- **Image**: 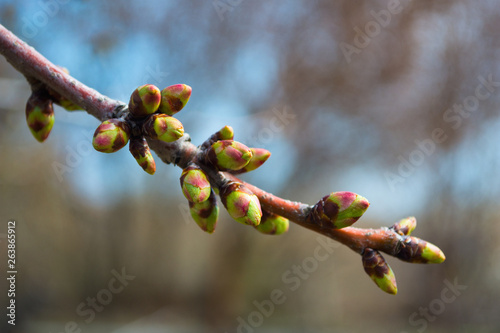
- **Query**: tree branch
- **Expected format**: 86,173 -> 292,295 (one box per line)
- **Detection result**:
0,24 -> 445,294
225,173 -> 402,255
0,23 -> 417,255
0,24 -> 119,120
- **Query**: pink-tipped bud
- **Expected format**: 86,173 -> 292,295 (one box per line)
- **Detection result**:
220,181 -> 262,226
207,140 -> 252,171
232,148 -> 271,174
128,84 -> 162,118
180,164 -> 211,203
158,84 -> 192,116
143,114 -> 184,143
309,191 -> 370,229
92,119 -> 130,153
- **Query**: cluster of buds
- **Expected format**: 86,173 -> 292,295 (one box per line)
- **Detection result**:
177,125 -> 289,235
92,83 -> 191,175
390,217 -> 445,264
21,66 -> 448,295
307,194 -> 445,294
360,217 -> 446,294
203,132 -> 271,175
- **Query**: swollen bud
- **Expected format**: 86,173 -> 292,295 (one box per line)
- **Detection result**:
129,136 -> 156,174
200,125 -> 234,151
310,192 -> 370,229
391,216 -> 417,236
255,211 -> 289,235
218,125 -> 234,140
190,189 -> 219,233
143,114 -> 184,142
158,84 -> 192,116
362,248 -> 398,295
25,92 -> 55,142
232,148 -> 271,174
180,164 -> 211,203
128,84 -> 162,118
396,236 -> 446,264
207,140 -> 252,171
92,119 -> 130,153
220,181 -> 262,226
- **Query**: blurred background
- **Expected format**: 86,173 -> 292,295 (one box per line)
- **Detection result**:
1,0 -> 499,332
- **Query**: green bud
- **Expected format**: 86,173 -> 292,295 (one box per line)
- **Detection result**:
391,216 -> 417,236
218,125 -> 234,140
233,148 -> 271,174
180,164 -> 211,203
396,236 -> 446,264
25,92 -> 55,142
143,114 -> 184,142
255,211 -> 289,235
310,192 -> 370,229
57,98 -> 83,111
92,119 -> 130,153
362,248 -> 398,295
190,189 -> 218,233
158,84 -> 192,116
207,140 -> 252,171
220,181 -> 262,226
129,136 -> 156,174
128,84 -> 162,118
200,125 -> 234,151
